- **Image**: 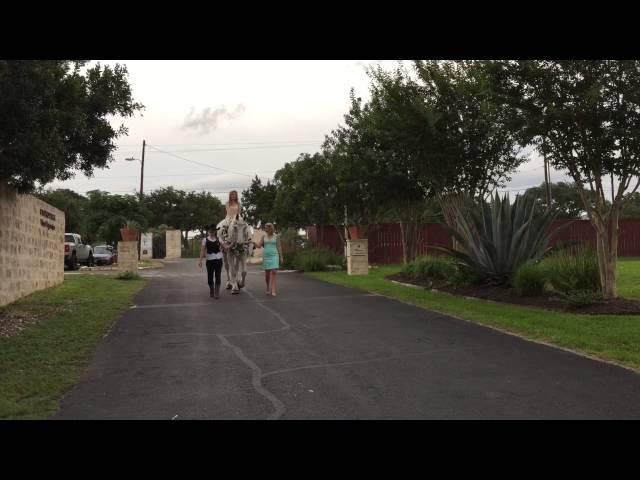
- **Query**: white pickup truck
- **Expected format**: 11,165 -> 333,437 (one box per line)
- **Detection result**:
64,233 -> 94,270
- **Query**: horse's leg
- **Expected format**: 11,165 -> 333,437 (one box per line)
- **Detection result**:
224,251 -> 232,289
231,253 -> 240,294
239,253 -> 247,288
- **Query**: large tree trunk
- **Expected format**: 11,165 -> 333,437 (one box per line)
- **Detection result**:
592,216 -> 618,299
397,203 -> 422,264
399,221 -> 407,264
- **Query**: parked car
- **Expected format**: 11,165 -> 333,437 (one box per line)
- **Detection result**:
93,245 -> 117,265
64,233 -> 94,269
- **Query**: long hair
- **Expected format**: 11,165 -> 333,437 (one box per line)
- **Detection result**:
228,190 -> 239,205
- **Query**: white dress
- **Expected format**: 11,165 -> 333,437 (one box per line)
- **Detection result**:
225,202 -> 241,221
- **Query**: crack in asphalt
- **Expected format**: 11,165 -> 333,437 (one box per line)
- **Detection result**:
261,349 -> 453,378
215,287 -> 291,420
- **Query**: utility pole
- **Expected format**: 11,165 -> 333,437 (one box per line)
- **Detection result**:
139,139 -> 146,202
138,140 -> 146,259
125,140 -> 147,260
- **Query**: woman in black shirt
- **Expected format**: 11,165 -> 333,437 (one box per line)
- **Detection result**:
198,225 -> 224,298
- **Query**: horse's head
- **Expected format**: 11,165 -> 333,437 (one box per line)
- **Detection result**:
229,215 -> 249,245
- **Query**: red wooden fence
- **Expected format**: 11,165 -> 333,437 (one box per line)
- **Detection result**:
306,219 -> 640,264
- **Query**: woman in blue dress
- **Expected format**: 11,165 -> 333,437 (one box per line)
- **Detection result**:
256,223 -> 283,296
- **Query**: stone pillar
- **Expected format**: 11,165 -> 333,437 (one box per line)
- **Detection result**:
117,241 -> 138,273
140,233 -> 153,260
346,239 -> 368,275
165,229 -> 182,259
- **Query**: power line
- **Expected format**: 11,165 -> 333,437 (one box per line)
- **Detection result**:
112,143 -> 320,157
146,144 -> 265,179
75,187 -> 249,195
116,140 -> 323,147
89,172 -> 275,180
133,143 -> 320,154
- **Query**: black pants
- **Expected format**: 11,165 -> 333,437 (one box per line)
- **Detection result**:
206,259 -> 223,288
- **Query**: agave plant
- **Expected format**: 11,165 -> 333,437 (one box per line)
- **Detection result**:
436,192 -> 564,285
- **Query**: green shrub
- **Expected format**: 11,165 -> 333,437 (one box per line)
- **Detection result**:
403,256 -> 458,284
513,262 -> 546,296
565,289 -> 602,308
261,228 -> 303,270
116,271 -> 141,280
293,247 -> 344,272
541,246 -> 600,295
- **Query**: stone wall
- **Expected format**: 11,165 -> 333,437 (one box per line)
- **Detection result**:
0,183 -> 65,307
165,229 -> 182,259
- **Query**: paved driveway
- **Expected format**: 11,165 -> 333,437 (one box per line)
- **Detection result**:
54,259 -> 640,419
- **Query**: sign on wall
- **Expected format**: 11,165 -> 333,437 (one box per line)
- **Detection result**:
140,233 -> 153,260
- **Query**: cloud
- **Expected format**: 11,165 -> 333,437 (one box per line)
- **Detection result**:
182,104 -> 246,134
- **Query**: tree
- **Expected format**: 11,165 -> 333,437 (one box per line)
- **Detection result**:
323,62 -> 525,262
272,153 -> 340,230
323,90 -> 393,233
242,176 -> 277,228
145,187 -> 224,247
0,61 -> 143,193
523,182 -> 601,219
490,60 -> 640,298
84,190 -> 151,245
145,187 -> 187,231
36,188 -> 89,235
411,61 -> 526,196
621,192 -> 640,219
179,191 -> 225,246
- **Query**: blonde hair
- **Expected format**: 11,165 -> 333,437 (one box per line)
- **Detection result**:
228,190 -> 239,204
264,222 -> 275,231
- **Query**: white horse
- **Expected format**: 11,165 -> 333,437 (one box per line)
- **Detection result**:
218,215 -> 253,294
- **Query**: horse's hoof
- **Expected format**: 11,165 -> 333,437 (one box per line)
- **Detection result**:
231,290 -> 239,295
226,285 -> 232,290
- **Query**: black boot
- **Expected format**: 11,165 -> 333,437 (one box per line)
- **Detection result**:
209,286 -> 214,298
214,285 -> 220,299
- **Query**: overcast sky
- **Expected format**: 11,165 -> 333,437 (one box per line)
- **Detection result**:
47,60 -> 569,201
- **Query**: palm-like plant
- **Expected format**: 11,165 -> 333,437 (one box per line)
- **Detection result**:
437,192 -> 563,285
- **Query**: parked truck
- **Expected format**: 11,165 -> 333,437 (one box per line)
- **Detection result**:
64,233 -> 94,270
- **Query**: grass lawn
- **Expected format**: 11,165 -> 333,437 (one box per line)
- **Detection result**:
617,257 -> 640,299
307,262 -> 640,372
0,275 -> 146,419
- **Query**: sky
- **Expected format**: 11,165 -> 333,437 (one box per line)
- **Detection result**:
47,60 -> 570,201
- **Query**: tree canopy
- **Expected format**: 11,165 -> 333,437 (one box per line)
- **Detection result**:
523,181 -> 601,219
0,60 -> 143,193
241,176 -> 277,228
36,186 -> 224,247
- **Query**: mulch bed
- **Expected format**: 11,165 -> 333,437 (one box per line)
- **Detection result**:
0,309 -> 42,338
387,272 -> 640,315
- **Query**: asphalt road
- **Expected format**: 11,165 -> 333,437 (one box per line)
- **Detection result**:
54,259 -> 640,419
